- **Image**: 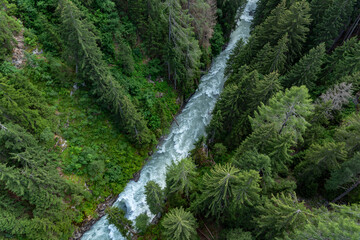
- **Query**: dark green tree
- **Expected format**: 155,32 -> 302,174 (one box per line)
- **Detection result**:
106,207 -> 137,239
255,192 -> 313,239
191,164 -> 260,219
0,0 -> 20,61
144,180 -> 165,215
165,158 -> 197,198
283,43 -> 326,90
58,0 -> 155,145
162,207 -> 198,240
287,204 -> 360,240
312,0 -> 356,48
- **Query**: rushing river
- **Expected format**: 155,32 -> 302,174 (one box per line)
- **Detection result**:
82,1 -> 257,239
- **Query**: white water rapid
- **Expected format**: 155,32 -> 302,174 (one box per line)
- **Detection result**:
82,1 -> 257,239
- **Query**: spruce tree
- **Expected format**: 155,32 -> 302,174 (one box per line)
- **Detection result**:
335,112 -> 360,157
255,192 -> 313,239
165,158 -> 197,198
58,0 -> 155,145
164,0 -> 201,92
144,180 -> 165,215
162,207 -> 198,240
250,86 -> 313,143
191,164 -> 260,219
312,0 -> 356,48
283,43 -> 326,90
106,207 -> 137,238
252,34 -> 289,74
326,153 -> 360,192
287,204 -> 360,240
0,1 -> 20,60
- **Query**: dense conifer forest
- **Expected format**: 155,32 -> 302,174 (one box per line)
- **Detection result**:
1,0 -> 360,239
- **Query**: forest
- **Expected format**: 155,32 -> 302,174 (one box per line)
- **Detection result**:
0,0 -> 360,239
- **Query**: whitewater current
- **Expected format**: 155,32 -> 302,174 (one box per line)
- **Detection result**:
82,1 -> 257,239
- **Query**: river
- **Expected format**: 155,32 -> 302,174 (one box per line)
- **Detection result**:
82,1 -> 257,239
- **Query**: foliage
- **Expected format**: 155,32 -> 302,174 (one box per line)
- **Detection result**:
165,158 -> 197,198
145,181 -> 165,215
255,192 -> 313,239
106,207 -> 136,239
162,207 -> 198,240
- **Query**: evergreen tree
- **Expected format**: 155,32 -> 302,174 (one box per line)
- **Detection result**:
162,207 -> 198,240
0,123 -> 84,240
283,43 -> 326,90
255,192 -> 313,239
106,207 -> 137,238
165,158 -> 197,198
326,153 -> 360,192
287,204 -> 360,240
249,71 -> 282,110
192,164 -> 260,219
232,149 -> 272,185
335,112 -> 360,157
250,86 -> 313,143
305,142 -> 348,173
328,37 -> 360,84
164,0 -> 201,92
251,0 -> 281,30
144,180 -> 165,215
226,228 -> 254,240
58,0 -> 155,145
0,73 -> 54,133
252,34 -> 289,74
312,0 -> 356,48
0,0 -> 21,60
234,123 -> 295,173
253,0 -> 311,63
207,70 -> 261,148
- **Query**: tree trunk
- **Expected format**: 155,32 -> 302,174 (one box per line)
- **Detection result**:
331,178 -> 360,204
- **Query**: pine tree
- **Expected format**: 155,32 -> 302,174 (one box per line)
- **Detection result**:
164,0 -> 201,92
144,180 -> 165,215
283,43 -> 326,90
250,86 -> 313,143
305,142 -> 348,172
232,149 -> 272,185
191,164 -> 260,219
326,153 -> 360,192
106,207 -> 137,238
162,207 -> 198,240
58,0 -> 155,145
287,204 -> 360,240
251,0 -> 282,30
255,192 -> 313,239
312,0 -> 356,48
0,1 -> 20,60
335,112 -> 360,157
252,34 -> 289,74
249,71 -> 282,110
165,158 -> 197,198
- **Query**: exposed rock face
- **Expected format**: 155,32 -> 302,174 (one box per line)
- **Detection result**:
132,171 -> 141,182
12,29 -> 25,68
70,195 -> 118,240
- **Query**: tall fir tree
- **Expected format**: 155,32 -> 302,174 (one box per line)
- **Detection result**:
283,43 -> 326,90
162,207 -> 198,240
312,0 -> 356,49
144,180 -> 165,215
58,0 -> 155,145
